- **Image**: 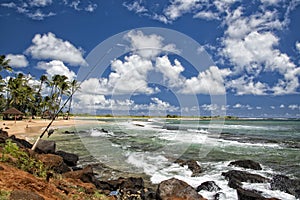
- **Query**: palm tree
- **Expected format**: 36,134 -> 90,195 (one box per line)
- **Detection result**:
6,73 -> 35,113
38,75 -> 48,93
33,75 -> 48,116
66,79 -> 80,119
0,55 -> 12,72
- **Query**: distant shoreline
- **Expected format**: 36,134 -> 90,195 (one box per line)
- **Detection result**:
73,115 -> 300,121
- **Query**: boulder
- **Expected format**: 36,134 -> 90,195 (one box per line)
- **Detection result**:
0,129 -> 8,141
222,170 -> 269,183
229,160 -> 262,170
98,177 -> 156,199
64,130 -> 75,134
63,165 -> 100,188
214,192 -> 226,200
36,140 -> 56,154
9,135 -> 33,149
228,178 -> 242,189
270,174 -> 300,198
236,188 -> 281,200
196,181 -> 221,192
175,159 -> 202,176
157,178 -> 207,200
36,153 -> 70,173
10,190 -> 44,200
55,151 -> 79,167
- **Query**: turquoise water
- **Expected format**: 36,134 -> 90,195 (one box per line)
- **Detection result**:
52,118 -> 300,200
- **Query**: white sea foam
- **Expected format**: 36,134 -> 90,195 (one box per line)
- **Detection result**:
216,138 -> 281,148
158,131 -> 208,144
243,183 -> 297,200
90,128 -> 114,137
126,154 -> 297,200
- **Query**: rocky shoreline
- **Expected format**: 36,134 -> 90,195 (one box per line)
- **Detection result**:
1,130 -> 300,200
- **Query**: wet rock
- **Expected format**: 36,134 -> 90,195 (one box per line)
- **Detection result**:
229,160 -> 262,170
228,178 -> 242,189
196,181 -> 221,192
98,177 -> 156,199
236,188 -> 281,200
222,170 -> 269,183
162,125 -> 180,130
214,192 -> 226,200
270,174 -> 300,198
36,153 -> 70,173
10,190 -> 44,200
64,130 -> 75,134
36,140 -> 56,154
63,165 -> 100,188
0,166 -> 4,170
157,178 -> 207,200
175,159 -> 202,176
55,150 -> 78,167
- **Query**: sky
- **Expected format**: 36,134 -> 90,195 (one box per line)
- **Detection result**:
0,0 -> 300,118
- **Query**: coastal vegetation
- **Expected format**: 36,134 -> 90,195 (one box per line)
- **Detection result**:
0,55 -> 80,118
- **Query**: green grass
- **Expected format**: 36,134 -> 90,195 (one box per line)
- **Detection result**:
1,139 -> 48,178
0,190 -> 10,200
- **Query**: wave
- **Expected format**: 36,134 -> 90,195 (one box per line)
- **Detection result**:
125,153 -> 297,200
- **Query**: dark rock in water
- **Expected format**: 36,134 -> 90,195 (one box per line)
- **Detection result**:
63,165 -> 100,188
162,125 -> 180,130
0,166 -> 4,170
196,181 -> 221,192
10,190 -> 44,200
236,188 -> 281,200
157,178 -> 207,200
222,170 -> 269,183
229,160 -> 262,170
36,139 -> 56,154
175,159 -> 202,176
236,187 -> 265,200
98,177 -> 157,199
270,174 -> 300,198
214,192 -> 226,200
55,150 -> 78,167
228,178 -> 242,189
36,153 -> 70,173
64,130 -> 75,134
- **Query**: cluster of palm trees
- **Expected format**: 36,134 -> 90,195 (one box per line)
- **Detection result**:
0,55 -> 80,119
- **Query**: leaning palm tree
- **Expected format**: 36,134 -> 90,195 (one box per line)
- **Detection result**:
66,79 -> 80,119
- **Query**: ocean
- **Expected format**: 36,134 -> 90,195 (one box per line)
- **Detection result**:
52,118 -> 300,200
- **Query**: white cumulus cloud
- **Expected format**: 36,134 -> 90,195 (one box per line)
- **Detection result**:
26,32 -> 87,66
155,55 -> 185,88
6,54 -> 28,68
125,30 -> 179,59
37,60 -> 76,81
181,66 -> 231,95
109,54 -> 154,94
163,0 -> 201,21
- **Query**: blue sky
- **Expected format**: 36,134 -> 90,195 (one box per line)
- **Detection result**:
0,0 -> 300,118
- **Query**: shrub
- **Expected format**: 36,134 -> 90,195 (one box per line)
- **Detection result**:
1,139 -> 48,178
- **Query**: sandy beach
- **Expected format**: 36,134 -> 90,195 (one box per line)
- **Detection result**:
0,118 -> 101,139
